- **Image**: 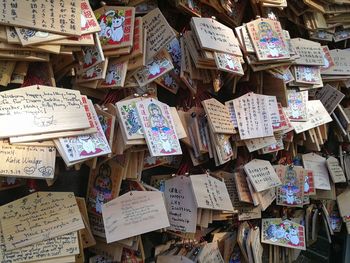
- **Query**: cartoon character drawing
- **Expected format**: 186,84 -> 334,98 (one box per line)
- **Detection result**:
257,21 -> 284,58
148,103 -> 176,154
78,135 -> 103,156
302,67 -> 315,82
225,54 -> 238,70
285,227 -> 300,245
266,224 -> 287,242
280,168 -> 300,205
83,48 -> 98,67
33,116 -> 54,127
105,67 -> 121,85
147,59 -> 170,79
98,15 -> 110,37
84,66 -> 102,79
149,62 -> 161,76
290,102 -> 301,119
92,164 -> 112,214
122,103 -> 142,135
110,15 -> 125,42
266,39 -> 280,57
98,10 -> 126,44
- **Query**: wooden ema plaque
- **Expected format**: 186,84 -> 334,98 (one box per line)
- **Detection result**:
321,49 -> 350,76
0,85 -> 90,138
94,6 -> 135,50
102,191 -> 170,243
290,38 -> 324,66
0,192 -> 84,250
0,0 -> 81,36
244,159 -> 282,192
0,140 -> 56,179
246,18 -> 290,61
143,8 -> 176,61
191,17 -> 242,56
202,98 -> 236,134
0,231 -> 79,262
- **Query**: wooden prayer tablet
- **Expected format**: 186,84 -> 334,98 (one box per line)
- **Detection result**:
234,171 -> 254,204
116,97 -> 144,141
290,38 -> 324,66
76,59 -> 108,83
326,156 -> 346,183
294,66 -> 322,85
99,59 -> 128,88
285,90 -> 308,122
261,218 -> 306,250
102,191 -> 170,243
0,85 -> 90,138
133,50 -> 174,86
0,140 -> 56,179
246,18 -> 290,61
275,165 -> 305,207
213,171 -> 241,209
164,176 -> 197,233
197,242 -> 225,263
143,8 -> 176,61
290,100 -> 332,134
0,0 -> 81,36
214,52 -> 244,75
136,98 -> 182,157
0,231 -> 80,263
315,84 -> 345,114
94,6 -> 135,50
80,0 -> 101,35
202,98 -> 236,134
189,174 -> 234,211
78,35 -> 105,73
233,93 -> 274,140
302,153 -> 331,190
321,49 -> 350,75
0,192 -> 84,250
57,100 -> 111,163
191,17 -> 242,56
244,136 -> 277,152
244,159 -> 282,192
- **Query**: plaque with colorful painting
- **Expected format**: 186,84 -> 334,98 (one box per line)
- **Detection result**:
116,97 -> 144,141
246,18 -> 290,61
78,34 -> 105,72
155,38 -> 182,94
99,59 -> 128,88
76,59 -> 108,83
214,52 -> 244,75
321,46 -> 335,73
94,6 -> 135,50
261,218 -> 306,250
136,99 -> 182,157
87,160 -> 122,217
275,165 -> 304,207
58,101 -> 111,162
134,50 -> 174,86
294,65 -> 321,85
285,90 -> 308,122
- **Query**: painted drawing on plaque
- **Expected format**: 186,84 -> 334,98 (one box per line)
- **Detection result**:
137,99 -> 182,156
